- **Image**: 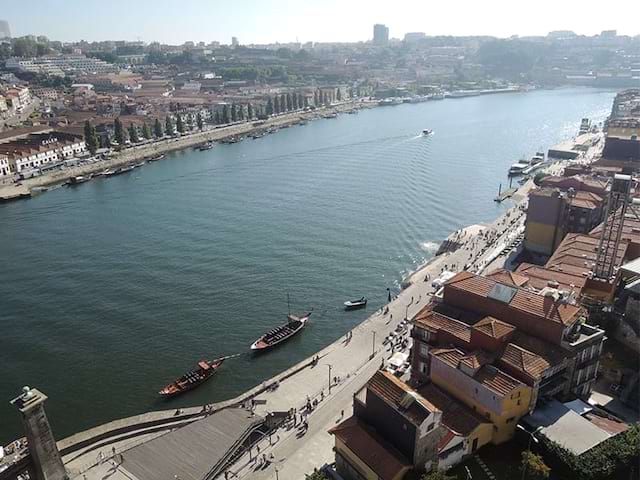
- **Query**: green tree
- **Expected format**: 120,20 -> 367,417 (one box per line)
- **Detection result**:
186,114 -> 194,130
314,90 -> 319,106
323,92 -> 329,105
273,95 -> 280,114
153,118 -> 163,137
196,112 -> 204,130
247,103 -> 253,119
222,105 -> 230,124
165,116 -> 174,136
128,124 -> 139,143
533,172 -> 546,186
305,470 -> 328,480
286,92 -> 292,111
292,93 -> 298,110
303,96 -> 309,108
336,88 -> 342,101
113,117 -> 125,145
280,94 -> 286,112
176,114 -> 185,133
265,97 -> 273,116
83,120 -> 99,155
419,472 -> 455,480
521,450 -> 550,480
214,111 -> 221,124
231,105 -> 238,122
142,122 -> 151,140
238,105 -> 245,121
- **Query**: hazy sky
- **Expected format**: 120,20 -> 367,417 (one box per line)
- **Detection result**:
3,0 -> 639,44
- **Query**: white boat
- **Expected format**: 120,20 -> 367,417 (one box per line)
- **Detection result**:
422,129 -> 434,136
344,297 -> 367,310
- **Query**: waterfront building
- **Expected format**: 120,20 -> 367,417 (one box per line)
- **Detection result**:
372,24 -> 389,46
330,370 -> 493,477
0,131 -> 86,175
524,189 -> 569,256
0,153 -> 10,176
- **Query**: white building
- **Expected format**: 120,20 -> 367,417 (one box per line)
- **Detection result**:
5,55 -> 118,76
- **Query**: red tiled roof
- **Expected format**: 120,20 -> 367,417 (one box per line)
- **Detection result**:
367,370 -> 437,425
473,316 -> 516,339
486,269 -> 529,287
515,263 -> 586,295
545,233 -> 628,278
430,348 -> 465,368
437,427 -> 457,452
418,383 -> 491,437
445,272 -> 583,326
498,344 -> 550,381
474,365 -> 524,396
413,307 -> 471,345
329,416 -> 411,480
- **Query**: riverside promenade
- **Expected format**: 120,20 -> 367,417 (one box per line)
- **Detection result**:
52,133 -> 604,480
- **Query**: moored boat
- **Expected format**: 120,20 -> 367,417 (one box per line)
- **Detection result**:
197,142 -> 214,151
158,355 -> 238,397
148,154 -> 165,162
344,297 -> 367,310
68,175 -> 91,185
250,311 -> 312,352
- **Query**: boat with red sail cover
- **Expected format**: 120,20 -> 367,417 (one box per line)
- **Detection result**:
158,355 -> 238,397
250,311 -> 312,351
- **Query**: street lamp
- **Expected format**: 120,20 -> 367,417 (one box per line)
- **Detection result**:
371,330 -> 376,358
326,364 -> 332,394
517,425 -> 542,480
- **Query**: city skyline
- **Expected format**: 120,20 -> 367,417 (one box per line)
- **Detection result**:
2,0 -> 639,45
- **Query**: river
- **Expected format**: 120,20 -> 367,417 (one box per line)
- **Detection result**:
0,87 -> 616,443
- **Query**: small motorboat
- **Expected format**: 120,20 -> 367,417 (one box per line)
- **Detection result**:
158,354 -> 238,397
68,175 -> 91,185
148,154 -> 165,162
422,129 -> 434,136
250,311 -> 312,352
197,142 -> 214,151
344,297 -> 367,310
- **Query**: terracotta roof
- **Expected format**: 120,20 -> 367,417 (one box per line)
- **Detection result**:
412,307 -> 471,345
418,383 -> 491,436
546,233 -> 628,277
437,427 -> 458,452
430,348 -> 465,368
590,210 -> 640,247
515,263 -> 586,295
474,365 -> 524,396
367,370 -> 437,426
510,331 -> 571,366
445,272 -> 584,327
329,416 -> 411,480
569,190 -> 604,210
460,351 -> 492,370
498,344 -> 550,381
486,269 -> 530,287
473,316 -> 516,339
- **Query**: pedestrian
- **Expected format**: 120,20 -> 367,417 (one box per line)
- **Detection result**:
390,313 -> 393,321
256,444 -> 261,454
99,451 -> 104,464
112,446 -> 116,457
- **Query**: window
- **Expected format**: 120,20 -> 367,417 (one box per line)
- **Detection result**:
517,399 -> 521,405
427,423 -> 434,432
419,342 -> 429,357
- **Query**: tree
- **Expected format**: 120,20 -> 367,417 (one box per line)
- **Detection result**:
291,93 -> 298,110
214,111 -> 221,124
186,114 -> 194,130
247,103 -> 253,119
305,470 -> 328,480
231,105 -> 238,122
336,88 -> 342,101
419,472 -> 455,480
176,114 -> 185,133
83,120 -> 99,155
314,90 -> 319,106
142,122 -> 151,140
222,105 -> 230,124
265,97 -> 273,116
303,96 -> 309,108
196,112 -> 203,130
153,118 -> 163,138
533,172 -> 547,186
113,117 -> 124,145
273,95 -> 280,114
521,451 -> 550,480
286,92 -> 292,111
128,124 -> 139,143
280,94 -> 286,112
165,116 -> 174,136
238,105 -> 244,121
323,92 -> 329,105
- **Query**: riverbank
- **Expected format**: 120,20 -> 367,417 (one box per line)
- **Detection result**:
0,100 -> 373,201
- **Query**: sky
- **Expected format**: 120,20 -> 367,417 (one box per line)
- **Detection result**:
3,0 -> 639,45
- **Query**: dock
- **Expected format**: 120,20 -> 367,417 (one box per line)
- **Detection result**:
0,184 -> 31,202
548,132 -> 599,160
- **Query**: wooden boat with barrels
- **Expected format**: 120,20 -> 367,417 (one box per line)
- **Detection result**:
250,311 -> 312,352
158,354 -> 238,397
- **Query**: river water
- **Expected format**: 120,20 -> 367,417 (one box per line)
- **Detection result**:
0,87 -> 616,443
